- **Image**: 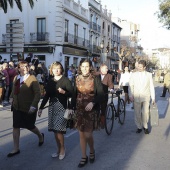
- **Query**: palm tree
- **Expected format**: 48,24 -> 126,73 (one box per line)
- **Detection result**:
0,0 -> 36,13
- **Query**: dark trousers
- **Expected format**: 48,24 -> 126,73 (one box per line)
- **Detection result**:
161,86 -> 169,97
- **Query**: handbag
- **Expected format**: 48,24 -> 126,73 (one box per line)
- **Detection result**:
64,109 -> 71,120
64,98 -> 72,120
150,103 -> 159,126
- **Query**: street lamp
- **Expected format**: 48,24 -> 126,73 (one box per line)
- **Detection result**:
100,41 -> 104,53
100,41 -> 104,64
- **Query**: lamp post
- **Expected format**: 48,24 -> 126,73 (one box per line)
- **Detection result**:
100,41 -> 104,53
100,41 -> 104,63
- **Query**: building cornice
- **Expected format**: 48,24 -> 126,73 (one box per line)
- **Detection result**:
63,7 -> 89,24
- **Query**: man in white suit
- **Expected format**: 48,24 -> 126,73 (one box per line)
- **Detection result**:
129,60 -> 155,134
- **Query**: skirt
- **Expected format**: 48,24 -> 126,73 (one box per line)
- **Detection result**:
74,109 -> 100,132
13,108 -> 36,130
48,98 -> 67,133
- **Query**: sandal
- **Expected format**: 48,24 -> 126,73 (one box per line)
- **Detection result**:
78,156 -> 88,168
89,150 -> 95,163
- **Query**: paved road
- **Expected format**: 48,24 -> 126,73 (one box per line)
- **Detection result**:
0,81 -> 170,170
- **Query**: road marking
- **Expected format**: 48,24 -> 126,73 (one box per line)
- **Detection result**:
65,129 -> 78,137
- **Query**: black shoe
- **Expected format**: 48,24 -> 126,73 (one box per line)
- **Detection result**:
160,96 -> 165,97
89,150 -> 95,163
78,156 -> 88,168
7,150 -> 20,157
39,133 -> 44,146
136,128 -> 142,133
143,128 -> 149,134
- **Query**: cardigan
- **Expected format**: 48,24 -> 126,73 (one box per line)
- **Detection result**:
39,76 -> 73,110
11,75 -> 41,112
71,75 -> 104,110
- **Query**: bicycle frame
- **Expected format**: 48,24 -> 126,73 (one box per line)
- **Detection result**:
109,90 -> 123,117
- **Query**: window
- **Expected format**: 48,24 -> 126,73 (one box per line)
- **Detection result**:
90,14 -> 93,22
10,19 -> 19,24
74,24 -> 78,44
108,25 -> 110,32
73,57 -> 78,67
103,22 -> 105,29
65,20 -> 69,42
83,28 -> 86,46
37,18 -> 46,41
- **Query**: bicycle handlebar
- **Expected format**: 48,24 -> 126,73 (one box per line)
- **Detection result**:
107,89 -> 123,96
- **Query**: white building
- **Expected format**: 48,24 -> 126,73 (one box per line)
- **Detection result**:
0,0 -> 89,70
111,18 -> 144,69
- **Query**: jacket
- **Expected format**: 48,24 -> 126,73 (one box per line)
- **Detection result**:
11,75 -> 41,112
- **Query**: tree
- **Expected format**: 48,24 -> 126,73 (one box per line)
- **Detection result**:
156,0 -> 170,29
0,0 -> 36,13
114,45 -> 131,70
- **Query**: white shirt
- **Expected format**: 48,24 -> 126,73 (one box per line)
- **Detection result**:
17,74 -> 30,86
101,75 -> 105,81
119,72 -> 131,86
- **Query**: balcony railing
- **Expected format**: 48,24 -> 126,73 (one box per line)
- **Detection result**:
30,32 -> 49,43
89,44 -> 101,54
2,34 -> 6,44
111,52 -> 119,61
89,22 -> 101,33
64,33 -> 89,48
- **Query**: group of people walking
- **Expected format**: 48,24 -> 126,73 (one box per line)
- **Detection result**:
6,58 -> 160,168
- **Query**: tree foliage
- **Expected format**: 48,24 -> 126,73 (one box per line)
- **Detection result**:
0,0 -> 36,13
156,0 -> 170,29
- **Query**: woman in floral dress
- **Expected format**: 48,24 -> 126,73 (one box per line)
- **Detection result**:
71,59 -> 104,168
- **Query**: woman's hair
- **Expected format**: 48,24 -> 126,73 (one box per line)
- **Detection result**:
123,66 -> 130,73
77,58 -> 95,76
138,60 -> 146,67
49,61 -> 64,75
17,61 -> 28,68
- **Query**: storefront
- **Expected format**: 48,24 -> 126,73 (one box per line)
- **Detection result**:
63,46 -> 87,69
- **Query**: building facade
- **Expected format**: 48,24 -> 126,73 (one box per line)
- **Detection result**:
0,0 -> 89,70
0,0 -> 123,70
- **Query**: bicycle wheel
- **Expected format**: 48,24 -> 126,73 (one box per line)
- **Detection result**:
118,99 -> 125,125
105,104 -> 114,135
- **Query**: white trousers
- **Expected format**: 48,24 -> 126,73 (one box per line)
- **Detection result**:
134,101 -> 150,129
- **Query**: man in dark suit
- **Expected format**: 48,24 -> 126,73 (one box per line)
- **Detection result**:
98,64 -> 114,128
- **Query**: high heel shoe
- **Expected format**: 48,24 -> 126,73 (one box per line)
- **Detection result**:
39,133 -> 44,146
89,150 -> 95,163
78,156 -> 88,168
7,150 -> 20,157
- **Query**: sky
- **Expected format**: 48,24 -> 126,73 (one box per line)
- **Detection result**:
102,0 -> 170,50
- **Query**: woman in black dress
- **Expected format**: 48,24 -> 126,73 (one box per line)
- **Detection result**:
38,62 -> 73,160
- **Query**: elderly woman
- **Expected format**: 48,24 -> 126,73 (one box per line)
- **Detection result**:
71,59 -> 104,168
7,61 -> 43,157
38,62 -> 73,160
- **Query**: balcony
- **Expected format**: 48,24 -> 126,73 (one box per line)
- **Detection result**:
89,44 -> 101,54
89,22 -> 101,33
64,33 -> 89,48
30,32 -> 49,44
2,34 -> 6,44
111,52 -> 119,61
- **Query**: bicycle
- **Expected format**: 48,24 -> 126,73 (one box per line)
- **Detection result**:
105,89 -> 126,135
